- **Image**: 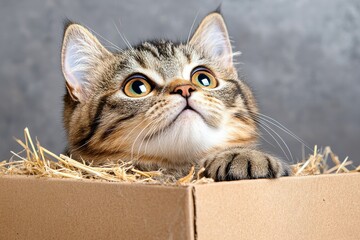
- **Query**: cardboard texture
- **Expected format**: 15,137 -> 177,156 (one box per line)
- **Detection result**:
1,173 -> 359,240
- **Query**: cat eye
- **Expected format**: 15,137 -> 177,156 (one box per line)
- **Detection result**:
123,75 -> 152,98
191,67 -> 217,89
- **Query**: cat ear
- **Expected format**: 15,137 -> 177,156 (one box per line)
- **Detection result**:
61,23 -> 113,102
189,12 -> 233,67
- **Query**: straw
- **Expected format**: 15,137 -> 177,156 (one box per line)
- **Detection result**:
1,129 -> 359,184
292,146 -> 359,176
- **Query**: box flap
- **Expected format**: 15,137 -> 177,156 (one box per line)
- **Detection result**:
193,173 -> 360,240
0,176 -> 194,240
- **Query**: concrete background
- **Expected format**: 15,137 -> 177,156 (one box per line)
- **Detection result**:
1,0 -> 359,166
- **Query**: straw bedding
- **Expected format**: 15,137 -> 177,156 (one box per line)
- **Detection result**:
1,128 -> 359,185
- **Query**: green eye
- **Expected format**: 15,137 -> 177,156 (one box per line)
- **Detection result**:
191,67 -> 217,88
123,76 -> 152,98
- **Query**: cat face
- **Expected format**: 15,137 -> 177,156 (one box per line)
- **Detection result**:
61,12 -> 258,167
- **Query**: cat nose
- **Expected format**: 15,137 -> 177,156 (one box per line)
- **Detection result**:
172,84 -> 196,98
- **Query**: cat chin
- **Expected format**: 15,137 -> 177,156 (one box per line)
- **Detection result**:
176,108 -> 201,122
136,111 -> 227,165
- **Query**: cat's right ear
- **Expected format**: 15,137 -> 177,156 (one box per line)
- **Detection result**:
61,23 -> 113,102
189,12 -> 233,69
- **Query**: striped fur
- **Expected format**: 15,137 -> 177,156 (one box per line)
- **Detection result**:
61,12 -> 290,180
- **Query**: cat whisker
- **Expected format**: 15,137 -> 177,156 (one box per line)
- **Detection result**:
70,138 -> 94,152
233,113 -> 276,147
144,118 -> 168,157
103,45 -> 124,51
259,117 -> 311,152
256,113 -> 312,151
255,118 -> 294,163
148,108 -> 172,155
240,123 -> 275,148
113,21 -> 134,52
130,120 -> 155,161
84,24 -> 122,52
143,122 -> 160,157
136,119 -> 162,160
156,119 -> 168,155
186,10 -> 200,49
135,118 -> 166,161
115,118 -> 149,154
69,114 -> 106,152
135,125 -> 153,161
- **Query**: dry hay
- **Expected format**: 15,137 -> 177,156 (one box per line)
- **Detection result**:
0,128 -> 211,185
292,145 -> 359,176
1,128 -> 359,185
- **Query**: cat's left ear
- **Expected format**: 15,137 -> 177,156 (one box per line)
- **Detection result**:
190,12 -> 233,67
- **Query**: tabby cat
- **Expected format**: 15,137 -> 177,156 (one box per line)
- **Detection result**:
61,11 -> 290,181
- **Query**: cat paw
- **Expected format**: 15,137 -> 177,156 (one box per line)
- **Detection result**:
202,148 -> 291,181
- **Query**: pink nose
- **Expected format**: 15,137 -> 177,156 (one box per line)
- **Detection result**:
172,84 -> 196,98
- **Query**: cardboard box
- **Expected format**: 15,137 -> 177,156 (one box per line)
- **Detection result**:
1,173 -> 359,240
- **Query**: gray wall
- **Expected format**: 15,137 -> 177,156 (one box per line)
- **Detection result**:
1,0 -> 359,165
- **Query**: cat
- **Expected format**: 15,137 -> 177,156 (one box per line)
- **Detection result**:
61,10 -> 291,181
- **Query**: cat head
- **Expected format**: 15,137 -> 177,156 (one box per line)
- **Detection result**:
61,12 -> 258,166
